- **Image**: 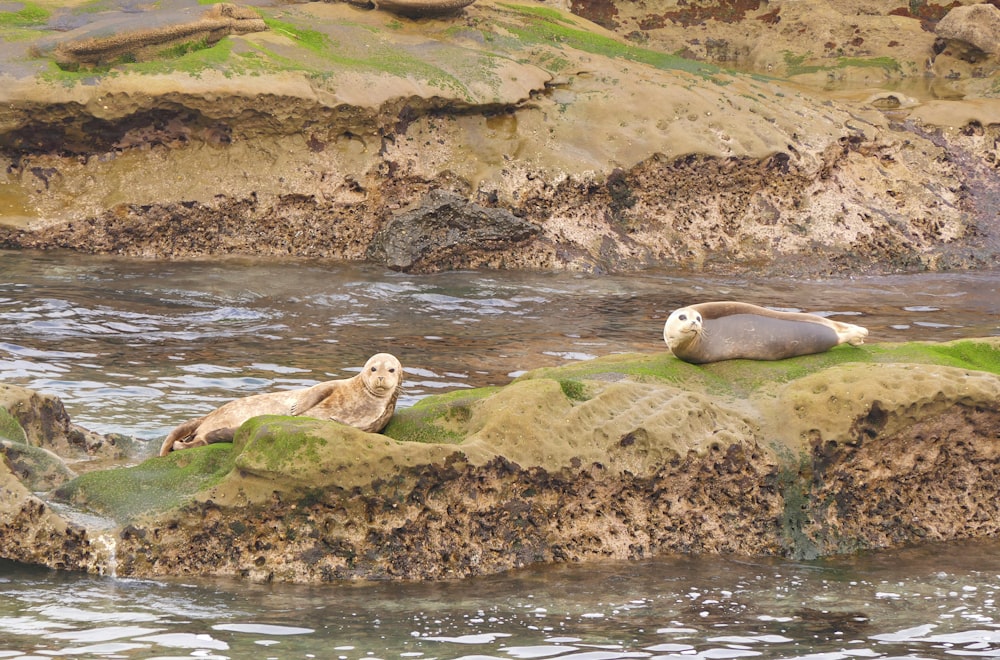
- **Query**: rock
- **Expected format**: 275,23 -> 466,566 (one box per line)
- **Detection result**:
0,383 -> 122,462
51,3 -> 267,68
367,189 -> 541,272
0,439 -> 76,493
32,337 -> 1000,582
0,458 -> 90,571
374,0 -> 477,17
935,3 -> 1000,55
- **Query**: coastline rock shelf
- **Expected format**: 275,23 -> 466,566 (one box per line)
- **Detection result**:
1,0 -> 1000,275
2,339 -> 999,582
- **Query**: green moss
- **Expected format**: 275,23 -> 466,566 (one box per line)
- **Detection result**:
0,3 -> 49,28
235,416 -> 330,472
383,388 -> 497,444
54,443 -> 235,522
836,56 -> 900,71
496,2 -> 720,79
157,38 -> 213,60
558,379 -> 588,402
783,51 -> 824,76
0,407 -> 28,444
263,18 -> 331,54
502,3 -> 578,24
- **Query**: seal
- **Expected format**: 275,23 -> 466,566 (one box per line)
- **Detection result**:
663,301 -> 868,364
159,353 -> 403,456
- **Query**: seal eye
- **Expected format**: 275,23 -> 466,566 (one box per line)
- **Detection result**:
370,366 -> 377,372
679,314 -> 687,321
388,368 -> 395,373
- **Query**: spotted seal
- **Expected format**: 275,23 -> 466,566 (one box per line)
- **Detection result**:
663,301 -> 868,364
159,353 -> 402,456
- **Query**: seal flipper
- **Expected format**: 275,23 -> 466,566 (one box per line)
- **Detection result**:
203,427 -> 236,445
159,417 -> 204,457
289,382 -> 338,415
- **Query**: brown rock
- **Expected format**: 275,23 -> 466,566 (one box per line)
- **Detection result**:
936,3 -> 1000,55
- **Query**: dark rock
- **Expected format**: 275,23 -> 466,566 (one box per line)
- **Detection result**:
368,189 -> 540,273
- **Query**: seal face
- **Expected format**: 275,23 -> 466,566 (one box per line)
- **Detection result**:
159,353 -> 403,456
664,301 -> 868,364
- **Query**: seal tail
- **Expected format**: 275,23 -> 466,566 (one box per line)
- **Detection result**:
159,417 -> 203,457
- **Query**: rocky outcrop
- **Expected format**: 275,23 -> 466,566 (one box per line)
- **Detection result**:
936,3 -> 1000,56
1,0 -> 999,275
373,0 -> 477,17
4,339 -> 1000,581
51,4 -> 267,68
367,189 -> 541,272
0,384 -> 122,462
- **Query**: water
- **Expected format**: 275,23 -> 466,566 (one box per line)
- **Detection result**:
2,539 -> 1000,659
1,249 -> 998,440
2,249 -> 1000,658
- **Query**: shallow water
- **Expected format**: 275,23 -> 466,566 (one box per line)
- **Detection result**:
2,538 -> 1000,659
1,250 -> 998,440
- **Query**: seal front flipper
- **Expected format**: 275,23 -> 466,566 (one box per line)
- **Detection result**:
289,382 -> 338,415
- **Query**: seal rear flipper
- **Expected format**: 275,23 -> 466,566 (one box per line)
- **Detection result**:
159,417 -> 205,457
203,427 -> 236,445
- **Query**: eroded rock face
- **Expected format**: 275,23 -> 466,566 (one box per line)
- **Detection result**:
367,189 -> 541,272
6,338 -> 995,582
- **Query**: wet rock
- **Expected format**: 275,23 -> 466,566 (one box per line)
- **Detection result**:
51,3 -> 267,68
0,458 -> 91,571
936,3 -> 1000,56
367,189 -> 541,272
0,439 -> 76,493
374,0 -> 477,17
0,384 -> 111,460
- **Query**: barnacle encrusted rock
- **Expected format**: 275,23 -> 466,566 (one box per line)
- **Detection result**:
3,338 -> 998,582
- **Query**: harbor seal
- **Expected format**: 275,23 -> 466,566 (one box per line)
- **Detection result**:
663,301 -> 868,364
159,353 -> 403,456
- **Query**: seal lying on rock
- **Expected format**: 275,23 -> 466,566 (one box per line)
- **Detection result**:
663,302 -> 868,364
159,353 -> 402,456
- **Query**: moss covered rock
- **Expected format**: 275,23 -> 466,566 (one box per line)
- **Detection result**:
6,338 -> 1000,581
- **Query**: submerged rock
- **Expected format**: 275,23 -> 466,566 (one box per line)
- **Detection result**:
3,338 -> 999,582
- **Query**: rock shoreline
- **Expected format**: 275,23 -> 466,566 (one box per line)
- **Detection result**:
1,0 -> 999,275
3,339 -> 999,582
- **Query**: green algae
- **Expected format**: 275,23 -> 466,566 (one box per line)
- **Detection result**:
495,2 -> 721,79
234,415 -> 329,472
558,379 -> 588,402
54,443 -> 235,522
0,407 -> 28,444
263,18 -> 331,54
383,388 -> 498,444
0,3 -> 49,28
784,50 -> 901,77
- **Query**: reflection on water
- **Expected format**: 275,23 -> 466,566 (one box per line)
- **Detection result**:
1,249 -> 999,439
2,538 -> 1000,658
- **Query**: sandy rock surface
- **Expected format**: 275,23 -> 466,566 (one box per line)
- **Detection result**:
0,0 -> 998,274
